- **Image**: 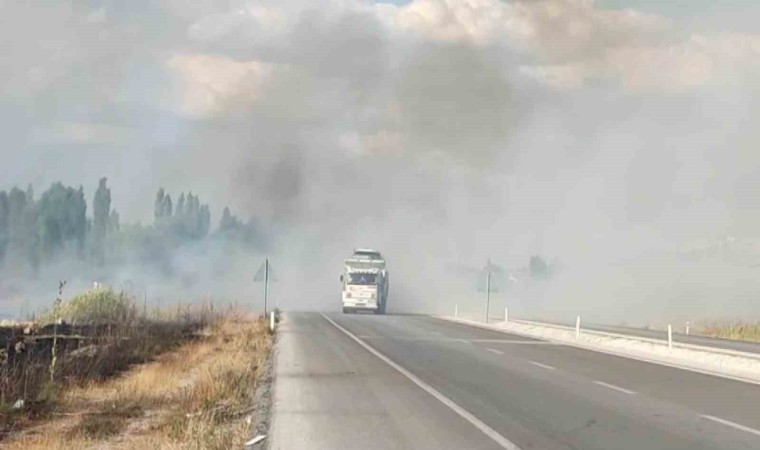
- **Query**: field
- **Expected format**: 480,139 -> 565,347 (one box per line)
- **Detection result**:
700,321 -> 760,342
0,320 -> 200,436
0,288 -> 274,449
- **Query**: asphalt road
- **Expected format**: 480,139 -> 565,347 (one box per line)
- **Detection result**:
519,318 -> 760,355
270,312 -> 760,450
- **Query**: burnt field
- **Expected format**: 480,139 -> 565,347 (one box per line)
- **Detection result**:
0,321 -> 199,365
0,320 -> 203,439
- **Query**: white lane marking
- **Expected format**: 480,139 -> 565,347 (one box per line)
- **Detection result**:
321,313 -> 522,450
353,337 -> 561,344
701,415 -> 760,438
486,348 -> 504,355
471,339 -> 561,345
457,339 -> 472,345
593,381 -> 636,395
528,361 -> 555,370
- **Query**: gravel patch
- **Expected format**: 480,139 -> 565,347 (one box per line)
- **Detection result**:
245,328 -> 276,450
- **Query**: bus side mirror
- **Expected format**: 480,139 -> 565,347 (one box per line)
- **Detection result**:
340,275 -> 344,283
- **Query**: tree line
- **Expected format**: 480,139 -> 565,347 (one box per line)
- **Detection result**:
0,178 -> 262,274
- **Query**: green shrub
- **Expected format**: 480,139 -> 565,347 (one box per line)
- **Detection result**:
49,288 -> 131,324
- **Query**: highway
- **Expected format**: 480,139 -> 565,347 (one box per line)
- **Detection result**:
270,312 -> 760,450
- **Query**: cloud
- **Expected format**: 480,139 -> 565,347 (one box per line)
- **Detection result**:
166,54 -> 275,118
381,0 -> 759,92
187,5 -> 290,45
385,0 -> 666,53
0,2 -> 81,100
524,31 -> 760,91
31,121 -> 136,145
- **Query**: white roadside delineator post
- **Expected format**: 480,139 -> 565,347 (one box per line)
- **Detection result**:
668,324 -> 673,350
245,435 -> 266,447
270,311 -> 275,332
455,304 -> 458,319
575,316 -> 581,340
686,321 -> 690,336
504,307 -> 509,323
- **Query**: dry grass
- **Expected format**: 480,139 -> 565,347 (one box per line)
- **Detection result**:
4,314 -> 272,449
700,321 -> 760,342
0,322 -> 196,439
1,286 -> 212,427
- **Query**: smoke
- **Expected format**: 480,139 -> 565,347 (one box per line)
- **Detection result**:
2,1 -> 760,323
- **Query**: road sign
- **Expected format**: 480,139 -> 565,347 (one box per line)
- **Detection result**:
477,258 -> 507,323
254,260 -> 277,282
476,259 -> 504,293
254,259 -> 277,314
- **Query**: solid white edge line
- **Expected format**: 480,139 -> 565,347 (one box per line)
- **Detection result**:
593,380 -> 637,395
438,316 -> 760,387
486,348 -> 504,355
701,415 -> 760,438
321,313 -> 522,450
528,361 -> 555,370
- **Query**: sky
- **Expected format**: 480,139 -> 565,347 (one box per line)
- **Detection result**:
2,1 -> 760,321
380,0 -> 760,19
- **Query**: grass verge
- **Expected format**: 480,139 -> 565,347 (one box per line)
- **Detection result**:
700,321 -> 760,342
4,314 -> 272,449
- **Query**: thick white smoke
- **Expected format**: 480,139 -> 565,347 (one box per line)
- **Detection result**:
2,1 -> 760,323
